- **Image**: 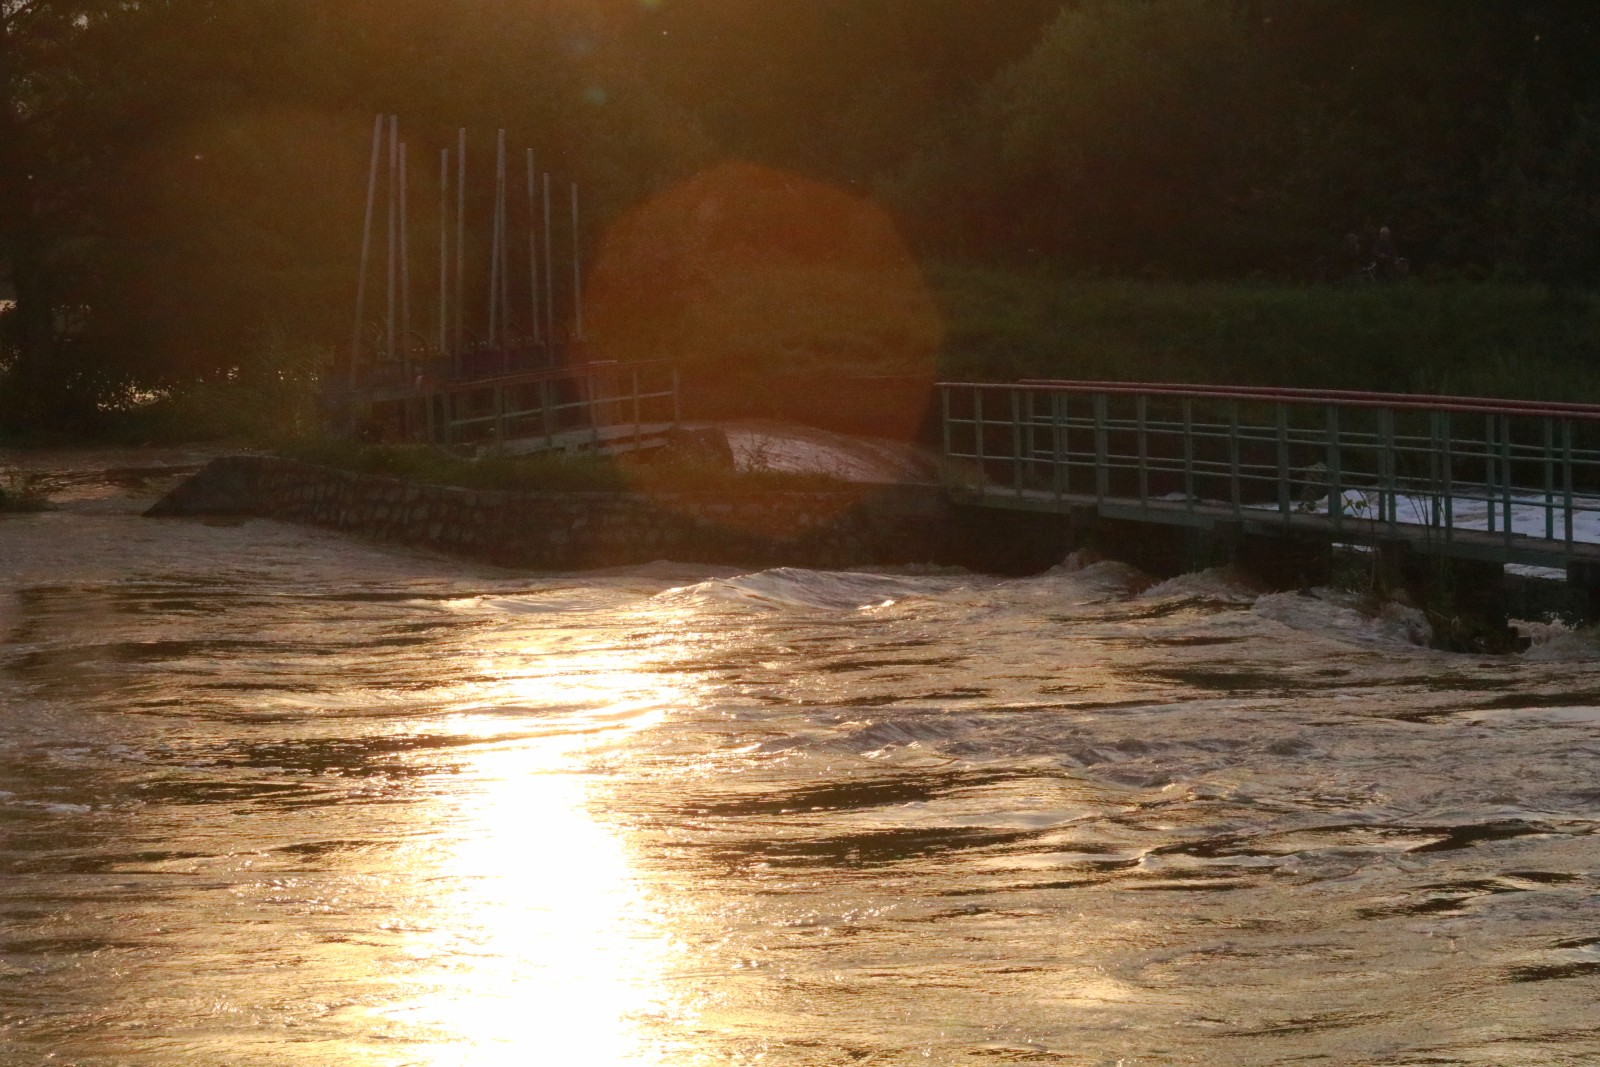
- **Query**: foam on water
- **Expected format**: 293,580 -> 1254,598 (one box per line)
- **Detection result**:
5,453 -> 1600,1066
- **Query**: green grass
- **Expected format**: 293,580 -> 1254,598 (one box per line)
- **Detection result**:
278,439 -> 853,495
20,267 -> 1600,449
930,266 -> 1600,402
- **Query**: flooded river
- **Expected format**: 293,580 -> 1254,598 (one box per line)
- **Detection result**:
3,451 -> 1600,1065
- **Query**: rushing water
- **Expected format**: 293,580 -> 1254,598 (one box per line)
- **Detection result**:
4,451 -> 1600,1066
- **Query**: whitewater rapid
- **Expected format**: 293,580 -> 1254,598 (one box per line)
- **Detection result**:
2,451 -> 1599,1065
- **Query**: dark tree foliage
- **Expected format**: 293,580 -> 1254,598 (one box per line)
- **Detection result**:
1,0 -> 1598,428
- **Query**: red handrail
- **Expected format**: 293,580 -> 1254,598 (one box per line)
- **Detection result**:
937,379 -> 1600,420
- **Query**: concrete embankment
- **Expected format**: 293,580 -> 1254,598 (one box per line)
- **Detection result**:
144,455 -> 982,571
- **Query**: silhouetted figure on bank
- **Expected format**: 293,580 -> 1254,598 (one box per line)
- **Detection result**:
1373,226 -> 1408,278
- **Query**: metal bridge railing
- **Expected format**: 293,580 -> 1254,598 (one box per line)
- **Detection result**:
939,380 -> 1600,566
357,359 -> 681,452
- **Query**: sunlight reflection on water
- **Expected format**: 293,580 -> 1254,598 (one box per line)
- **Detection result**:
387,645 -> 686,1065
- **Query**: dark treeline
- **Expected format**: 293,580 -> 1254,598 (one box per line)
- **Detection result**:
2,0 -> 1598,429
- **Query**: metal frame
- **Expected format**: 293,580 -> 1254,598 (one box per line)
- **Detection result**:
358,360 -> 680,454
941,380 -> 1600,570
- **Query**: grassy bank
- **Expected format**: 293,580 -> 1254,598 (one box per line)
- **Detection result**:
29,268 -> 1600,449
932,267 -> 1600,402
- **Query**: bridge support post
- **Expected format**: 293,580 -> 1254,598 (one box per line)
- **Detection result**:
1237,533 -> 1331,589
1375,541 -> 1511,647
1565,559 -> 1600,621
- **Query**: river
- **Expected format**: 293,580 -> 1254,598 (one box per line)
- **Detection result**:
3,450 -> 1600,1065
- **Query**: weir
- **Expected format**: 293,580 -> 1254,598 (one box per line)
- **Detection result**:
940,380 -> 1600,612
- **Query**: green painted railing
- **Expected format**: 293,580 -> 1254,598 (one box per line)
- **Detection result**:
940,380 -> 1600,568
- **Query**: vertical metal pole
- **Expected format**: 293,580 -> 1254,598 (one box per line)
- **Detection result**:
1275,403 -> 1290,520
454,128 -> 466,372
1442,411 -> 1454,540
571,182 -> 585,344
1485,414 -> 1497,535
351,114 -> 383,388
438,148 -> 449,358
974,389 -> 986,502
488,130 -> 504,351
498,143 -> 510,358
1501,415 -> 1514,548
527,149 -> 541,346
1433,409 -> 1446,531
1563,419 -> 1575,550
543,173 -> 554,355
1380,407 -> 1396,532
1051,391 -> 1065,501
1136,394 -> 1149,505
386,115 -> 398,364
1010,388 -> 1023,497
1093,393 -> 1109,501
1326,406 -> 1343,530
1544,416 -> 1556,541
1182,398 -> 1195,515
1228,400 -> 1242,517
399,141 -> 411,378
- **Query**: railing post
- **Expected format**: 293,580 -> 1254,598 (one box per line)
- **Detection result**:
1563,418 -> 1575,553
1228,400 -> 1242,517
1485,413 -> 1497,535
1052,391 -> 1065,501
1011,387 -> 1024,497
1427,411 -> 1441,531
1094,392 -> 1109,501
1326,406 -> 1343,531
1500,414 -> 1514,548
1136,394 -> 1149,506
1275,403 -> 1290,521
1182,398 -> 1195,515
1442,411 -> 1454,540
974,389 -> 986,502
1544,416 -> 1556,541
1380,407 -> 1397,533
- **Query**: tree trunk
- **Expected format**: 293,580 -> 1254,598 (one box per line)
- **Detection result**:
0,17 -> 62,426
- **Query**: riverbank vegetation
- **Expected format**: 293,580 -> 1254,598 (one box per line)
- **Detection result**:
934,269 -> 1600,402
3,2 -> 1598,439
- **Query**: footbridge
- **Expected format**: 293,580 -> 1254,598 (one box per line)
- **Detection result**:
939,380 -> 1600,597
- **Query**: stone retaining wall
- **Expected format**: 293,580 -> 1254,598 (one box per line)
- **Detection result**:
146,455 -> 953,570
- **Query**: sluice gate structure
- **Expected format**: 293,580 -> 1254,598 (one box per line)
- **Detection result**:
939,380 -> 1600,606
336,114 -> 689,454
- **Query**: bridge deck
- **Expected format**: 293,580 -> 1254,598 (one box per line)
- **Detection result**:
952,486 -> 1600,571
